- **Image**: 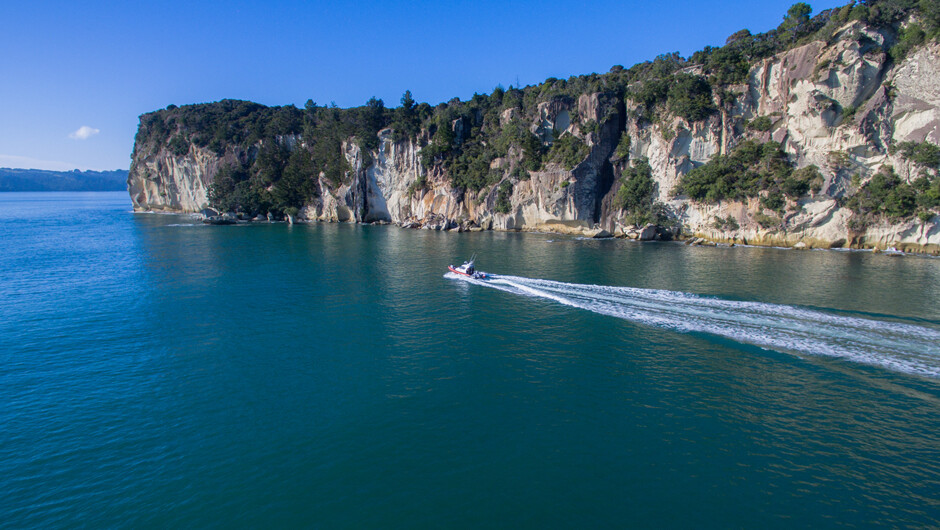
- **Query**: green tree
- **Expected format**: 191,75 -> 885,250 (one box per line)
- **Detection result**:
725,28 -> 752,44
613,134 -> 632,161
303,99 -> 318,139
615,157 -> 655,212
896,140 -> 940,170
845,166 -> 919,219
400,90 -> 415,112
273,148 -> 316,210
393,90 -> 420,139
495,180 -> 513,213
421,118 -> 456,167
168,135 -> 190,156
668,74 -> 716,122
359,97 -> 386,149
678,140 -> 801,202
781,3 -> 812,31
890,23 -> 926,62
546,133 -> 589,170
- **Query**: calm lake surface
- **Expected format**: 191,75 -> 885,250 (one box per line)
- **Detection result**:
2,192 -> 939,527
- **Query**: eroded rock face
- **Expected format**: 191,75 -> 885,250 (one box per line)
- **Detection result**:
890,42 -> 940,146
625,20 -> 939,253
128,145 -> 218,212
127,20 -> 940,252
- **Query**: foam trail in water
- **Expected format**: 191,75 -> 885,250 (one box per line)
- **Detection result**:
445,272 -> 940,378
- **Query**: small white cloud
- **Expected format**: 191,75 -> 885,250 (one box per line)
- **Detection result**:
69,126 -> 100,140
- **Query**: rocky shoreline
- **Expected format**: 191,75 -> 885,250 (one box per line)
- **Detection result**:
184,208 -> 939,256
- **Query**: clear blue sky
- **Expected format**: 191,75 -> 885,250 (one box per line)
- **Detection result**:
0,0 -> 846,171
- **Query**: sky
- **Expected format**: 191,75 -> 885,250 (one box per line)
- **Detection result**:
0,0 -> 847,171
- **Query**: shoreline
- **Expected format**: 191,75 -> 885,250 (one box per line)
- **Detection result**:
132,208 -> 940,258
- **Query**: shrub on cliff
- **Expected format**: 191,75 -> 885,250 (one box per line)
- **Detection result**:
667,74 -> 716,122
407,174 -> 428,197
677,140 -> 816,203
168,135 -> 190,156
700,45 -> 752,86
615,158 -> 655,212
912,175 -> 940,210
208,165 -> 271,214
894,140 -> 940,172
784,165 -> 824,197
890,22 -> 926,62
546,133 -> 589,170
760,191 -> 786,213
442,131 -> 506,192
712,215 -> 740,230
628,77 -> 671,113
625,71 -> 715,123
613,134 -> 632,161
615,157 -> 669,226
755,213 -> 783,229
417,92 -> 542,192
491,120 -> 543,171
419,119 -> 456,167
746,116 -> 775,131
845,166 -> 918,219
495,181 -> 513,213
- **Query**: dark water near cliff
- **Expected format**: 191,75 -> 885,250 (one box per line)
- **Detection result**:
2,192 -> 939,527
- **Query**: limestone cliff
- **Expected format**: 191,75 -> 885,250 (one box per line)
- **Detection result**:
128,11 -> 940,254
128,143 -> 223,212
665,24 -> 940,253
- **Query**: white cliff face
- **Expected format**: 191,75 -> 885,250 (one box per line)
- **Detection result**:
488,167 -> 585,232
366,131 -> 416,222
296,141 -> 360,223
128,144 -> 217,212
128,21 -> 939,253
624,20 -> 939,253
314,94 -> 623,233
889,42 -> 940,144
628,116 -> 721,202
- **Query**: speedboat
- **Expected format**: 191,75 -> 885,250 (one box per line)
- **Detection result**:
448,255 -> 488,280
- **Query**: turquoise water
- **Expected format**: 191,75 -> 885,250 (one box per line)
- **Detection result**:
2,192 -> 939,527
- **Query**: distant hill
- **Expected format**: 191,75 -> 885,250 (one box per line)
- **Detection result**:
0,168 -> 128,191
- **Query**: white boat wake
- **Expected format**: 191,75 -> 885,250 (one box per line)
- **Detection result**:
446,272 -> 940,378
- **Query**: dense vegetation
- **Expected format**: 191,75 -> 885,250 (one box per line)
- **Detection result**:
495,181 -> 514,214
546,133 -> 590,170
894,140 -> 940,173
134,0 -> 939,217
676,141 -> 823,211
844,140 -> 940,224
844,165 -> 940,223
678,135 -> 940,225
136,96 -> 429,215
613,158 -> 673,226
